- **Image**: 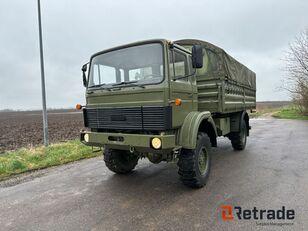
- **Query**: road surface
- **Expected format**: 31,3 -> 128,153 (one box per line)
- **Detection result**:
0,119 -> 308,231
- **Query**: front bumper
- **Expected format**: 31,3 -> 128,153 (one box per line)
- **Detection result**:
80,131 -> 176,152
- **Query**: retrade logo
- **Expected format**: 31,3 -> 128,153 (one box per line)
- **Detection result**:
220,205 -> 295,221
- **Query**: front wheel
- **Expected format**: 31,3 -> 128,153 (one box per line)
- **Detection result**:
177,132 -> 212,188
103,147 -> 138,174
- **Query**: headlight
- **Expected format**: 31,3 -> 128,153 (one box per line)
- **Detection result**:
84,134 -> 89,142
151,137 -> 162,149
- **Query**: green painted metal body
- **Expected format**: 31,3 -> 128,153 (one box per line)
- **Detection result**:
178,111 -> 217,149
81,131 -> 176,152
81,39 -> 256,153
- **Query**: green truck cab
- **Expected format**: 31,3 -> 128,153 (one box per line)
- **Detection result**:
79,39 -> 256,188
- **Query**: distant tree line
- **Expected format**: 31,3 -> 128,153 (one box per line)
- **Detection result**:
284,29 -> 308,114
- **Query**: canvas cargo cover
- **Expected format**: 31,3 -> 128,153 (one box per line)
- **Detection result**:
175,39 -> 256,90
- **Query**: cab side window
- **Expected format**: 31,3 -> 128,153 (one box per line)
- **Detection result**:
169,49 -> 192,81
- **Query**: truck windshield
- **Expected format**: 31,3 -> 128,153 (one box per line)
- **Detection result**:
88,43 -> 164,88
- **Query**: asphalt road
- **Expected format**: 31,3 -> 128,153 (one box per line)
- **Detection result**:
0,119 -> 308,231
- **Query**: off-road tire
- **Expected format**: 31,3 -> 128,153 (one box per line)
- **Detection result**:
103,147 -> 138,174
230,121 -> 247,150
177,132 -> 211,188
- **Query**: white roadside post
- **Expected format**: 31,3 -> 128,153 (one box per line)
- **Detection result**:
37,0 -> 49,146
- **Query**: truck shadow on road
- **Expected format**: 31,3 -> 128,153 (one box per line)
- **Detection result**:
87,142 -> 249,229
96,140 -> 247,196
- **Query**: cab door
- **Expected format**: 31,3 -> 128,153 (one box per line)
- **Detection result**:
169,47 -> 197,128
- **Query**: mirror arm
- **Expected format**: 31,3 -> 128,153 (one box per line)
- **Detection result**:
173,69 -> 196,81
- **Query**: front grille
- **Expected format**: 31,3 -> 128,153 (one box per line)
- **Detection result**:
83,106 -> 172,131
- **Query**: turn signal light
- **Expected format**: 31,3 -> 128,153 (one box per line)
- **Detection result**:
76,104 -> 82,110
175,98 -> 182,106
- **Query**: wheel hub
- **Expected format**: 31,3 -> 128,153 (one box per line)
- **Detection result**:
198,147 -> 208,175
241,125 -> 247,145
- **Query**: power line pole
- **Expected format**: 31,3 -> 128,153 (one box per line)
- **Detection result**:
37,0 -> 49,146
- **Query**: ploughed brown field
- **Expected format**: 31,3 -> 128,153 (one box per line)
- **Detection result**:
0,101 -> 291,153
0,110 -> 84,153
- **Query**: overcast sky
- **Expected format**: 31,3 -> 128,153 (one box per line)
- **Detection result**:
1,0 -> 308,110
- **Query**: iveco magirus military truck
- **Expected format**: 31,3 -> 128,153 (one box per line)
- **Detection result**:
78,39 -> 256,188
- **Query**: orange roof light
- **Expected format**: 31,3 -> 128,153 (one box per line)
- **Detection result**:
75,104 -> 82,110
175,98 -> 182,106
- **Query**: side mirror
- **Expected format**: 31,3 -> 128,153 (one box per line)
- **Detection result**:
82,63 -> 88,87
192,45 -> 203,68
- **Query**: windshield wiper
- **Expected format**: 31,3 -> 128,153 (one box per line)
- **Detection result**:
88,83 -> 111,91
112,80 -> 138,86
89,83 -> 105,88
112,80 -> 145,88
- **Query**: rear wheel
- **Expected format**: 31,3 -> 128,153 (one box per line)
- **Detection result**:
230,120 -> 247,150
177,132 -> 211,188
103,147 -> 138,174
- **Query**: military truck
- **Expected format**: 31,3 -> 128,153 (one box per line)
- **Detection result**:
79,39 -> 256,188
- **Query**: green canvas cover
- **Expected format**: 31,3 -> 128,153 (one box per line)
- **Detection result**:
175,39 -> 256,90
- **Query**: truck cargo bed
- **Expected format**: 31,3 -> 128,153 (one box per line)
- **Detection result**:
197,77 -> 256,113
175,39 -> 256,113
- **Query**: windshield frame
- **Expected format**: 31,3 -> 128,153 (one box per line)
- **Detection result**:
87,40 -> 166,89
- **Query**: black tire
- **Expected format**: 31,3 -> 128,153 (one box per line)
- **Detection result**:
103,147 -> 138,174
177,132 -> 211,188
230,121 -> 247,150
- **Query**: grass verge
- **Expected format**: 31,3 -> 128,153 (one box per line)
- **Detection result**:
0,140 -> 101,181
272,108 -> 308,120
